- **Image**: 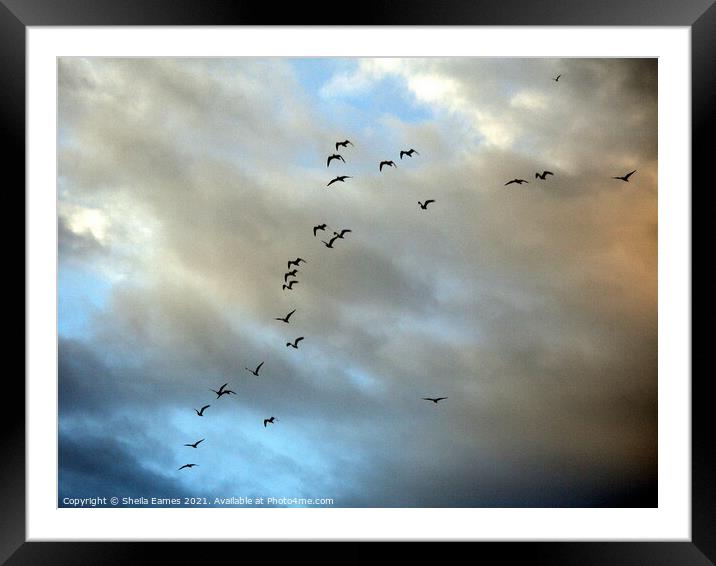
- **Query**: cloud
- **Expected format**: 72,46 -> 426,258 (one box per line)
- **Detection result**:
57,57 -> 657,507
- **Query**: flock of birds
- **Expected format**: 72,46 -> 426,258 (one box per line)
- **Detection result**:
177,73 -> 639,471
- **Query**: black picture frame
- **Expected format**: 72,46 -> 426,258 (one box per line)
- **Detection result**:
9,0 -> 703,561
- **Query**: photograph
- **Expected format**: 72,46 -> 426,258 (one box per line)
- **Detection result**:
57,56 -> 658,509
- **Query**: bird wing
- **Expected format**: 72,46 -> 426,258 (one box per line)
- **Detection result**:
425,200 -> 435,205
326,178 -> 336,187
218,383 -> 228,392
544,171 -> 554,176
295,337 -> 304,344
400,151 -> 406,159
435,397 -> 447,401
256,362 -> 264,373
380,161 -> 386,171
264,419 -> 269,427
505,180 -> 516,186
625,170 -> 636,179
326,155 -> 334,167
286,309 -> 296,320
196,439 -> 204,445
201,405 -> 210,412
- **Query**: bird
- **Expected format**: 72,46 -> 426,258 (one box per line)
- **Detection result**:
321,235 -> 339,248
178,464 -> 198,470
282,280 -> 299,291
333,229 -> 352,239
264,416 -> 277,427
313,224 -> 328,236
286,337 -> 304,349
195,405 -> 210,416
184,439 -> 205,448
327,176 -> 351,187
245,361 -> 264,376
327,154 -> 345,167
284,269 -> 298,282
210,384 -> 236,398
400,149 -> 419,159
504,178 -> 529,186
379,160 -> 397,172
553,74 -> 562,82
535,171 -> 554,180
422,397 -> 448,404
287,258 -> 307,269
274,309 -> 296,323
613,170 -> 637,182
335,140 -> 353,150
418,200 -> 435,210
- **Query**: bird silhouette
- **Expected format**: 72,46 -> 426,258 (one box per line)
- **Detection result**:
195,405 -> 210,416
327,154 -> 345,167
264,416 -> 277,427
333,229 -> 352,239
210,384 -> 236,398
313,224 -> 328,236
400,149 -> 419,159
274,309 -> 296,323
178,464 -> 198,470
335,140 -> 353,150
284,269 -> 298,282
288,258 -> 307,269
184,439 -> 205,448
245,361 -> 264,376
327,175 -> 351,187
282,280 -> 299,291
535,171 -> 554,180
321,235 -> 339,248
286,337 -> 304,349
504,178 -> 529,186
418,200 -> 435,210
613,170 -> 637,182
422,397 -> 447,404
553,74 -> 562,82
379,160 -> 397,172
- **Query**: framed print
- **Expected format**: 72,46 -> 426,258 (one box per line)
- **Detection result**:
11,0 -> 704,561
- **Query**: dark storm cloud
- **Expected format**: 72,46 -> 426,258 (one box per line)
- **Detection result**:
57,57 -> 657,507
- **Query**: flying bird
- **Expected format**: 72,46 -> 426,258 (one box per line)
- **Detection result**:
400,149 -> 419,159
613,170 -> 637,182
535,171 -> 554,180
504,178 -> 529,186
333,229 -> 352,239
553,74 -> 562,82
274,309 -> 296,323
286,337 -> 304,349
282,280 -> 299,291
178,464 -> 198,470
422,397 -> 448,404
379,160 -> 397,172
313,224 -> 328,236
264,416 -> 277,427
210,385 -> 236,398
184,439 -> 205,448
245,361 -> 264,376
335,140 -> 353,150
327,154 -> 345,167
418,200 -> 435,210
321,235 -> 339,248
195,405 -> 210,416
284,269 -> 298,282
327,176 -> 351,187
288,258 -> 307,269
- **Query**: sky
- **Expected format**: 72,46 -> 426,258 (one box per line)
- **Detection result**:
57,57 -> 658,508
